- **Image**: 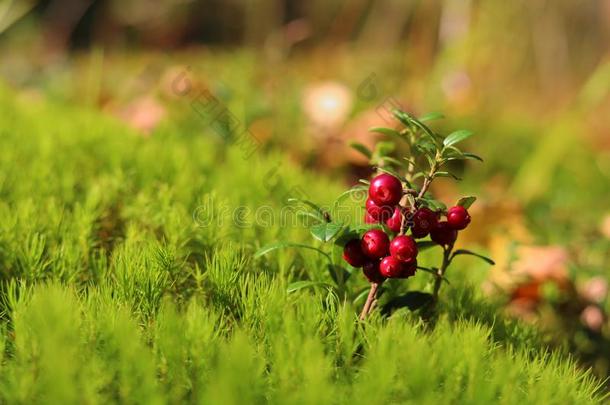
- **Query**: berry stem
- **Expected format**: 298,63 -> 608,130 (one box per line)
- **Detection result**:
359,282 -> 380,320
432,243 -> 453,300
418,158 -> 438,200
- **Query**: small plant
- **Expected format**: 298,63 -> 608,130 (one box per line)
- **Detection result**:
257,109 -> 494,319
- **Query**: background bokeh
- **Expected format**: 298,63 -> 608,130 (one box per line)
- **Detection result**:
1,0 -> 610,380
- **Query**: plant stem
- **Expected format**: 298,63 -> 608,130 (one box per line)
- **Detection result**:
418,159 -> 438,199
432,243 -> 453,300
359,282 -> 380,320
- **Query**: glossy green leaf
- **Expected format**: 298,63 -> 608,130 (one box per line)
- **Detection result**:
287,198 -> 327,221
419,111 -> 445,122
443,130 -> 473,147
456,196 -> 476,209
414,138 -> 437,156
462,152 -> 484,162
380,156 -> 404,168
433,171 -> 462,181
310,222 -> 344,242
348,141 -> 372,159
452,249 -> 495,265
419,197 -> 447,212
333,185 -> 367,208
375,141 -> 395,157
392,110 -> 413,126
369,127 -> 403,138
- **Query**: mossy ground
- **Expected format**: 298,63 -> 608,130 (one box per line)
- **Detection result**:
0,78 -> 606,404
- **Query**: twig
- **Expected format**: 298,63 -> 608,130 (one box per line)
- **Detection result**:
359,282 -> 380,320
432,243 -> 454,300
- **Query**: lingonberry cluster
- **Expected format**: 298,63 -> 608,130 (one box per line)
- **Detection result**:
256,109 -> 493,321
343,173 -> 472,285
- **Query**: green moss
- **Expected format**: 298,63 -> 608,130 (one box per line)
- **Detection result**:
0,85 -> 605,403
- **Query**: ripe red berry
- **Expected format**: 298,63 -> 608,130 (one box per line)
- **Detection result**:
364,212 -> 377,224
342,239 -> 367,267
361,229 -> 390,259
411,207 -> 439,238
362,260 -> 385,283
447,206 -> 471,230
379,256 -> 405,278
368,174 -> 403,206
389,235 -> 418,262
397,258 -> 417,278
365,198 -> 393,221
385,207 -> 404,233
430,221 -> 458,246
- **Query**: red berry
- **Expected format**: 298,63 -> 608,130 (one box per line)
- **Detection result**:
430,221 -> 458,246
342,239 -> 367,267
379,256 -> 405,278
411,207 -> 439,238
362,260 -> 385,283
368,174 -> 403,206
397,258 -> 417,278
389,235 -> 418,262
364,212 -> 377,224
385,207 -> 404,233
447,206 -> 471,230
361,229 -> 390,259
365,198 -> 393,221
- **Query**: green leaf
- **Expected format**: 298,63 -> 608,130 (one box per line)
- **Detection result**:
348,141 -> 373,159
392,110 -> 413,126
456,196 -> 476,209
443,130 -> 473,147
419,112 -> 445,122
433,171 -> 462,181
403,157 -> 425,171
287,280 -> 332,293
255,242 -> 331,261
452,249 -> 495,265
462,152 -> 484,162
414,138 -> 437,156
412,172 -> 426,181
374,141 -> 395,157
333,185 -> 367,208
288,198 -> 327,221
419,197 -> 447,212
380,156 -> 404,168
296,211 -> 324,223
442,145 -> 463,157
444,150 -> 484,163
310,222 -> 344,242
369,127 -> 403,138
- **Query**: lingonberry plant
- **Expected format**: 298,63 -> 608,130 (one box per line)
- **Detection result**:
256,109 -> 494,320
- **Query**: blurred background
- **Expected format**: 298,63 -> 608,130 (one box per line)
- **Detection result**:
1,0 -> 610,378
